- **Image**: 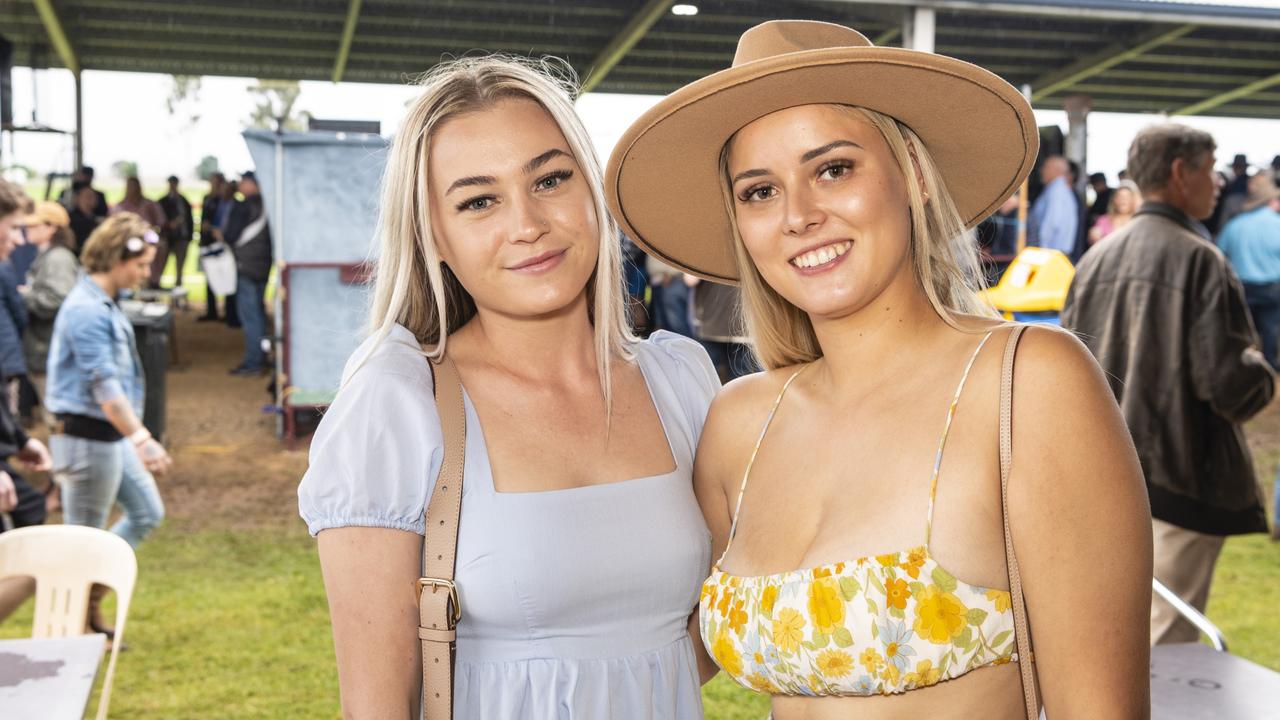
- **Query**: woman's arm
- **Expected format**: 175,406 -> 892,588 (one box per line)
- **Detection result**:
1009,327 -> 1152,718
688,375 -> 778,684
318,526 -> 423,719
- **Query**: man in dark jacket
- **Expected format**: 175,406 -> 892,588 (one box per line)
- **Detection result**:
223,171 -> 273,376
1062,124 -> 1274,645
157,175 -> 194,290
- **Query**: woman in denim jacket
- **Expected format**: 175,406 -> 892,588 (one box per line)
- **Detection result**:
47,212 -> 173,537
46,213 -> 174,635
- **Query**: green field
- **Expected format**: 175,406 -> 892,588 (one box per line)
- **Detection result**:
1,520 -> 1275,718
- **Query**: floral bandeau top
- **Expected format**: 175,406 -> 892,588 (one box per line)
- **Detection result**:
698,332 -> 1023,697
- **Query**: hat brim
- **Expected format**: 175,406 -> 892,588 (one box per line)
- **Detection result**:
605,47 -> 1038,284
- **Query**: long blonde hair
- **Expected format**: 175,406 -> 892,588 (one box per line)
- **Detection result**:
721,105 -> 995,370
364,55 -> 634,398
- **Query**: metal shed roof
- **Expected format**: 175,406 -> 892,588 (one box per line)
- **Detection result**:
1,0 -> 1278,118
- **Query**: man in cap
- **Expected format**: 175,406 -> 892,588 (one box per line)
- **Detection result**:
1062,124 -> 1274,644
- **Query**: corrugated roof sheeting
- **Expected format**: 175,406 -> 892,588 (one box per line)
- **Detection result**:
0,0 -> 1277,118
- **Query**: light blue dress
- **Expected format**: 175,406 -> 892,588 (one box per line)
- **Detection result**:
299,324 -> 720,719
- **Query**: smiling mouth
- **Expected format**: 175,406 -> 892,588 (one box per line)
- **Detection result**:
790,241 -> 853,269
508,249 -> 566,271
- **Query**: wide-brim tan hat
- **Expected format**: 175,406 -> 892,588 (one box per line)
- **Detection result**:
605,20 -> 1039,284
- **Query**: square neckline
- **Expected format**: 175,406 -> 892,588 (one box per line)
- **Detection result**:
466,341 -> 681,497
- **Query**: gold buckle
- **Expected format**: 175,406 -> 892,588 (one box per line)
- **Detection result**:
417,577 -> 461,628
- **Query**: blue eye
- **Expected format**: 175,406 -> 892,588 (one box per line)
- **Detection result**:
536,169 -> 573,191
458,196 -> 494,212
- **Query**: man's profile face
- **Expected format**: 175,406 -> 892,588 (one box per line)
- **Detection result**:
1182,152 -> 1220,221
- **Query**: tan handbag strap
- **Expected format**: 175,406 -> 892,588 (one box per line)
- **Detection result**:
420,355 -> 466,719
999,325 -> 1040,720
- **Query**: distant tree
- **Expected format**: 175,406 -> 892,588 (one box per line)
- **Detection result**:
112,160 -> 138,180
195,155 -> 219,181
166,75 -> 203,127
246,79 -> 311,131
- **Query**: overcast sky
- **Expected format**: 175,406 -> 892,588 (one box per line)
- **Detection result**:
3,0 -> 1279,191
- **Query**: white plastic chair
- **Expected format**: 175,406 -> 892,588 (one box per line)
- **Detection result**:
0,525 -> 137,720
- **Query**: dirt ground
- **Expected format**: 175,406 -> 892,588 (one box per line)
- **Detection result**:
30,307 -> 315,533
157,310 -> 314,532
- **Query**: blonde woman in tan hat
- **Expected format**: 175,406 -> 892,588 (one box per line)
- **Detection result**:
608,20 -> 1153,719
299,56 -> 720,719
21,201 -> 80,382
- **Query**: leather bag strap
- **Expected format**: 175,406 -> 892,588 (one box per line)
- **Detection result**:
420,355 -> 465,719
999,325 -> 1041,720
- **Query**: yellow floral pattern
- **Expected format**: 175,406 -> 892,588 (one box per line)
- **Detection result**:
698,546 -> 1017,697
700,332 -> 1017,697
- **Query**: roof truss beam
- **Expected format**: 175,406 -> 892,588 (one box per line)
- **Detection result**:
1173,71 -> 1280,116
581,0 -> 674,93
332,0 -> 362,83
1030,23 -> 1195,102
30,0 -> 79,74
818,0 -> 1280,31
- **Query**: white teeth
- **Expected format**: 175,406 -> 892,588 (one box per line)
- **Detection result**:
791,241 -> 851,269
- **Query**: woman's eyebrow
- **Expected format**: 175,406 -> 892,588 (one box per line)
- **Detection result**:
523,148 -> 570,174
800,139 -> 861,163
732,139 -> 864,185
731,168 -> 769,185
444,148 -> 571,195
445,174 -> 495,195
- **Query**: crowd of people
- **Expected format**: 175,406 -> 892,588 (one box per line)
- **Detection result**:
1062,127 -> 1278,649
0,164 -> 277,635
960,134 -> 1280,644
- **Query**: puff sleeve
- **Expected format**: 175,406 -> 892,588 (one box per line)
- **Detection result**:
643,330 -> 722,444
297,330 -> 442,536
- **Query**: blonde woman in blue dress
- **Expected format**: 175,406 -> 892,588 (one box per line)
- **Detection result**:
299,57 -> 719,718
607,21 -> 1153,720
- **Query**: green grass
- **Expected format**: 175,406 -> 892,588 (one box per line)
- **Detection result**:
2,522 -> 1276,718
1,527 -> 340,718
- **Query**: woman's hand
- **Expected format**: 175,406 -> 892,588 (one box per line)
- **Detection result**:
15,437 -> 52,472
135,437 -> 173,475
0,471 -> 17,513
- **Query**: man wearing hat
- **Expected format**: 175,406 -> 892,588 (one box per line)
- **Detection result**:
1063,124 -> 1274,644
1214,153 -> 1252,231
1217,173 -> 1280,369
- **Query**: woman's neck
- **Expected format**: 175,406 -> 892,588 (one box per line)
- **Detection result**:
90,272 -> 118,298
808,267 -> 949,396
453,291 -> 599,383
